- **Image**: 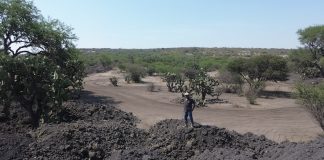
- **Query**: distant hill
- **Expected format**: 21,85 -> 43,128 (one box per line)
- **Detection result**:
79,47 -> 294,56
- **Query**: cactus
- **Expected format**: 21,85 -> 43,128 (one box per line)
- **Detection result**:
165,68 -> 220,106
163,73 -> 185,92
174,74 -> 186,92
188,68 -> 219,105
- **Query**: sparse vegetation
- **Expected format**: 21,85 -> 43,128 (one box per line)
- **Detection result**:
289,49 -> 321,78
1,1 -> 324,160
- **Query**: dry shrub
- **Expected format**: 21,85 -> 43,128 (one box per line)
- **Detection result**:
109,76 -> 118,86
244,81 -> 265,105
218,71 -> 243,95
147,83 -> 160,92
213,85 -> 224,100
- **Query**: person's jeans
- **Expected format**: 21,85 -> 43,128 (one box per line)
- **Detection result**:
184,110 -> 194,125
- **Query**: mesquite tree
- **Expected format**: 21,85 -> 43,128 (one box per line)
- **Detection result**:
295,25 -> 324,77
227,55 -> 288,104
0,0 -> 84,127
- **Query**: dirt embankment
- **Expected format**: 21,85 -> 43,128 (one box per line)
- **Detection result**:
1,95 -> 324,160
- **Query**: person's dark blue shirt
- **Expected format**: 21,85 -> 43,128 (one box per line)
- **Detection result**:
184,98 -> 195,111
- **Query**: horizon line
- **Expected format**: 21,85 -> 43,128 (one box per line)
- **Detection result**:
77,46 -> 298,50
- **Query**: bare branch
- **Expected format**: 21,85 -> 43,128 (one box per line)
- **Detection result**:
8,47 -> 15,55
13,50 -> 36,57
15,43 -> 33,54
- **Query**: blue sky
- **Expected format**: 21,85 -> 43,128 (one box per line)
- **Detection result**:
33,0 -> 324,49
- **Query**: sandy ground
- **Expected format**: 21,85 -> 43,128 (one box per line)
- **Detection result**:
84,70 -> 323,142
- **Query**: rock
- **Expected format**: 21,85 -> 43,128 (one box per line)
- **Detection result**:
0,113 -> 7,122
88,151 -> 96,159
186,140 -> 193,149
64,144 -> 71,151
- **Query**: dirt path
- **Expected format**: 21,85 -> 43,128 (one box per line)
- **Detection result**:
84,71 -> 323,142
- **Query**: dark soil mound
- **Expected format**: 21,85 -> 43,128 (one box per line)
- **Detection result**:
63,101 -> 138,126
0,101 -> 144,160
261,138 -> 324,160
0,105 -> 34,160
1,98 -> 324,160
0,105 -> 32,134
117,119 -> 275,160
0,133 -> 33,160
24,121 -> 147,160
189,147 -> 257,160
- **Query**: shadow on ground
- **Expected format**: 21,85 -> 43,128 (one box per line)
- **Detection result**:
206,98 -> 229,104
78,90 -> 123,105
259,90 -> 292,99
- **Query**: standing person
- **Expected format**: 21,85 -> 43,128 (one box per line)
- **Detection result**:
183,92 -> 196,127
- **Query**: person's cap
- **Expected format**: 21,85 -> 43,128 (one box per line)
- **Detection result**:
184,92 -> 189,96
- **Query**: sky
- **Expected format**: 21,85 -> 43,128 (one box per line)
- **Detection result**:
33,0 -> 324,49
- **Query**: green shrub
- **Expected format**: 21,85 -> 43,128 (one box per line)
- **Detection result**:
227,55 -> 288,104
100,54 -> 112,68
118,63 -> 127,71
288,49 -> 320,78
0,55 -> 84,127
126,64 -> 146,83
147,67 -> 156,76
124,75 -> 131,84
295,83 -> 324,131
